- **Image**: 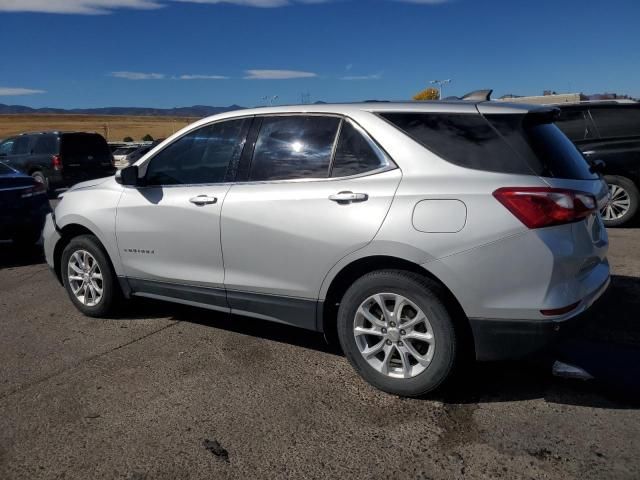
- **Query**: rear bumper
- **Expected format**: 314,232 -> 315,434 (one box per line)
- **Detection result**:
470,275 -> 610,361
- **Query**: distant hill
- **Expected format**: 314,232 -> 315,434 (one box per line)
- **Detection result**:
0,103 -> 245,117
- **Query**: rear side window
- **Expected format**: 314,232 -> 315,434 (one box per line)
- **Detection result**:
590,107 -> 640,138
0,139 -> 14,156
487,114 -> 598,180
33,135 -> 58,154
250,116 -> 340,181
555,109 -> 594,141
145,118 -> 250,186
380,112 -> 532,174
61,134 -> 110,160
330,120 -> 387,177
12,136 -> 31,155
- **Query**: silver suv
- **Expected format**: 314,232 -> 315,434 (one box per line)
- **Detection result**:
43,101 -> 610,396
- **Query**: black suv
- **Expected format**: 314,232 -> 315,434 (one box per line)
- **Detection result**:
555,102 -> 640,227
0,132 -> 116,194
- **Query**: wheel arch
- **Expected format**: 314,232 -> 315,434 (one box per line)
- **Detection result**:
319,254 -> 474,360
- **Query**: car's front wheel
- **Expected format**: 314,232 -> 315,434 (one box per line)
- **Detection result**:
61,234 -> 120,317
337,270 -> 457,397
601,175 -> 639,227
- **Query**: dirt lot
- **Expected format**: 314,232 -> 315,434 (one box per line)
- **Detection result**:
0,115 -> 197,143
0,227 -> 639,480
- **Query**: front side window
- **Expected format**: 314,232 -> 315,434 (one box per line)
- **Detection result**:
590,107 -> 640,138
249,116 -> 341,181
0,138 -> 14,156
145,118 -> 250,186
331,120 -> 387,177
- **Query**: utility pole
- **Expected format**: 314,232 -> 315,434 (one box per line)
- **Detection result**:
430,79 -> 451,100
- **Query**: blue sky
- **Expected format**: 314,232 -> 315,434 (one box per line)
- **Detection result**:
0,0 -> 638,108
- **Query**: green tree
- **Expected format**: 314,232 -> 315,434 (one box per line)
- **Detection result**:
413,87 -> 440,101
142,134 -> 154,142
123,136 -> 134,142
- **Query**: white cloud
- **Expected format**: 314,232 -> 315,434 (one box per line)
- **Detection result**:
110,71 -> 166,80
0,0 -> 451,14
0,0 -> 163,15
341,73 -> 382,80
244,69 -> 317,80
178,74 -> 229,80
0,87 -> 46,96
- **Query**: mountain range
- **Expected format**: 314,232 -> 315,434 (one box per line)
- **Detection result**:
0,103 -> 245,117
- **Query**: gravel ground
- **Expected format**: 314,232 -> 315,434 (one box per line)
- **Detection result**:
0,228 -> 638,480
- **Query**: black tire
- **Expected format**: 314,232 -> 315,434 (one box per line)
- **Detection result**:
337,270 -> 457,397
31,171 -> 49,191
601,175 -> 639,228
61,234 -> 120,317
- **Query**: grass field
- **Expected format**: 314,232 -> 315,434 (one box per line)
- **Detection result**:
0,114 -> 199,142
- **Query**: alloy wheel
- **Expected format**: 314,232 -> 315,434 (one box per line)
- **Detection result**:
602,183 -> 631,221
67,249 -> 104,307
353,293 -> 435,379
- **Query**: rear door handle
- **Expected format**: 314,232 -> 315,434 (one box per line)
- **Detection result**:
189,195 -> 218,206
328,191 -> 369,204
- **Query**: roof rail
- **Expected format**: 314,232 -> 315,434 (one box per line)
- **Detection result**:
460,89 -> 493,102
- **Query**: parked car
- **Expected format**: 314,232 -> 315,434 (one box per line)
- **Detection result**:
555,102 -> 640,227
0,162 -> 51,245
0,132 -> 116,194
43,102 -> 610,396
112,145 -> 142,169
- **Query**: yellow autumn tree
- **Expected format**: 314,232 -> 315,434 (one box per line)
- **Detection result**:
413,87 -> 440,101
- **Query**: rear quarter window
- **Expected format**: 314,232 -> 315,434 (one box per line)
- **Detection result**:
379,112 -> 536,175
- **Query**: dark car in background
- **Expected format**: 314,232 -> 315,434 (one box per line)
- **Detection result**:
0,162 -> 51,245
0,132 -> 116,195
555,102 -> 640,226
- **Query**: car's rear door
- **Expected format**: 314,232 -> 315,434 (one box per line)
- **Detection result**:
220,115 -> 401,329
116,117 -> 251,309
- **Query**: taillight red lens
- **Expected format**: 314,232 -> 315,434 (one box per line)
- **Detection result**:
52,154 -> 63,171
493,187 -> 597,229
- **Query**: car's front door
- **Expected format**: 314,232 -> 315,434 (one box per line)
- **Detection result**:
220,115 -> 401,329
115,117 -> 251,309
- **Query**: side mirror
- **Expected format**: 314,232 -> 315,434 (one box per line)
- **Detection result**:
116,165 -> 140,186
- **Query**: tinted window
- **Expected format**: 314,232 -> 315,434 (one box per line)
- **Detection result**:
590,107 -> 640,138
250,116 -> 340,181
61,134 -> 111,163
555,109 -> 594,141
0,162 -> 14,174
487,114 -> 598,180
380,112 -> 533,174
145,118 -> 250,186
33,135 -> 58,154
13,136 -> 31,155
331,120 -> 387,177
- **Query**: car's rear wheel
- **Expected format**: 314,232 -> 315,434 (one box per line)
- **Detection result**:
31,171 -> 49,191
337,270 -> 457,397
61,235 -> 120,317
601,175 -> 638,227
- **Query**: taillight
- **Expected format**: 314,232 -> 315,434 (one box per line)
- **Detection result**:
21,182 -> 47,198
493,187 -> 597,229
52,154 -> 63,171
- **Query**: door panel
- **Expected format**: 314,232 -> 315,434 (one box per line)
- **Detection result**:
116,184 -> 231,289
221,169 -> 402,299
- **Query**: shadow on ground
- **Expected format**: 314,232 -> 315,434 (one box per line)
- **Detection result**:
0,242 -> 45,269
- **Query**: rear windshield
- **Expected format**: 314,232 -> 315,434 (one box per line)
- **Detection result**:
380,112 -> 597,180
61,133 -> 111,159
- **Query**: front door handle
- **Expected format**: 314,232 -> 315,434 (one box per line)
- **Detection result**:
328,191 -> 369,204
189,195 -> 218,206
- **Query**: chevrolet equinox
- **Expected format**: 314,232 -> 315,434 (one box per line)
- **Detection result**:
43,101 -> 610,396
